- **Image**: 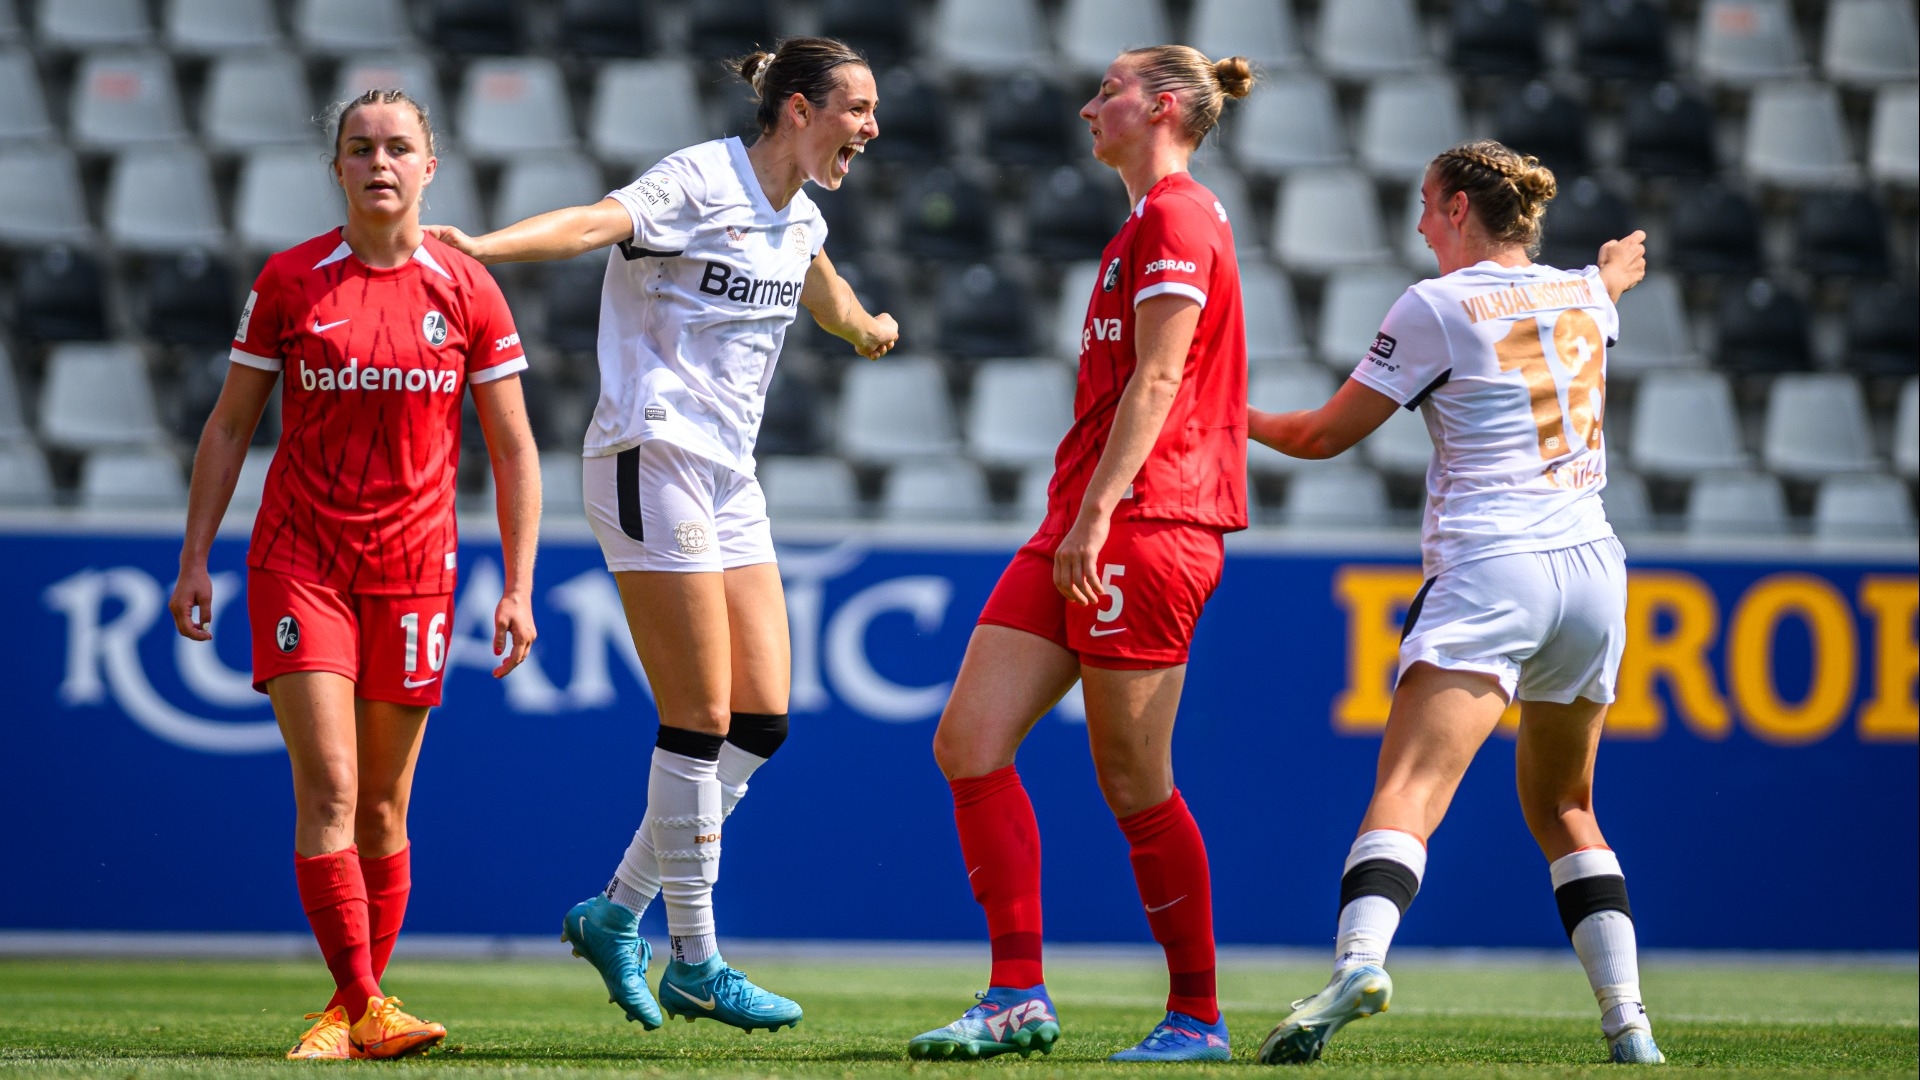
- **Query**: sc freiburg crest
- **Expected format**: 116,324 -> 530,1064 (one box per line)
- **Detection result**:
1101,258 -> 1120,292
421,310 -> 449,346
275,615 -> 300,653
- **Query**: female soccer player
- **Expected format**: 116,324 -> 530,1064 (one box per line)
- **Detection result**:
1246,141 -> 1658,1066
905,47 -> 1253,1064
426,37 -> 896,1034
167,90 -> 541,1059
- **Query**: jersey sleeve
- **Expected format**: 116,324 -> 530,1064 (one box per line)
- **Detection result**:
1130,193 -> 1218,309
229,259 -> 288,372
607,155 -> 703,257
463,266 -> 529,385
1349,288 -> 1453,410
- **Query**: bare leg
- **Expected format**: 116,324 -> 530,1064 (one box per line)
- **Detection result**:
1515,697 -> 1610,860
1359,663 -> 1509,840
614,570 -> 733,737
353,700 -> 430,858
1080,664 -> 1185,818
723,562 -> 789,715
269,672 -> 361,857
931,625 -> 1080,780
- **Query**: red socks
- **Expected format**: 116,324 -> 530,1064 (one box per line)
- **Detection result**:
294,846 -> 382,1022
1119,790 -> 1219,1024
323,846 -> 412,1012
951,766 -> 1044,989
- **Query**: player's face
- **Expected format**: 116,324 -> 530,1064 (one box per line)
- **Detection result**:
334,103 -> 436,221
1081,60 -> 1156,165
1416,169 -> 1460,252
796,65 -> 878,191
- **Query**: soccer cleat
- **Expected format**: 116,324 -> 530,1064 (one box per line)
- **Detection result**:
906,986 -> 1061,1060
347,996 -> 445,1059
1109,1010 -> 1232,1062
562,895 -> 664,1029
1256,964 -> 1393,1065
286,1006 -> 352,1060
1609,1028 -> 1666,1064
657,955 -> 803,1032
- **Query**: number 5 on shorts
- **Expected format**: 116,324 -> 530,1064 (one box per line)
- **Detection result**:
399,611 -> 447,673
1097,564 -> 1126,623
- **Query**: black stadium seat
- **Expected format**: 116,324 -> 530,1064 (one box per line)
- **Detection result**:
1717,279 -> 1812,376
803,257 -> 898,352
15,246 -> 107,343
1537,177 -> 1632,272
1843,282 -> 1918,378
689,0 -> 774,62
937,263 -> 1032,359
143,250 -> 236,349
558,0 -> 655,57
543,255 -> 607,356
897,167 -> 994,263
1449,0 -> 1544,78
758,365 -> 826,456
1024,163 -> 1128,262
1574,0 -> 1669,80
1494,82 -> 1590,178
808,179 -> 872,255
1622,82 -> 1717,177
819,0 -> 913,68
1795,191 -> 1892,279
983,73 -> 1076,167
1667,183 -> 1762,276
865,68 -> 947,165
424,0 -> 519,56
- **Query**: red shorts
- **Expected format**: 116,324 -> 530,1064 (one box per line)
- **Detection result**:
248,568 -> 455,706
978,519 -> 1226,670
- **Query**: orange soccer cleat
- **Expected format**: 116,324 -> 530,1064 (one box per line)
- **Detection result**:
286,1006 -> 353,1060
347,996 -> 447,1059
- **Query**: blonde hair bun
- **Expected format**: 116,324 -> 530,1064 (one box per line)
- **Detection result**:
1213,56 -> 1255,99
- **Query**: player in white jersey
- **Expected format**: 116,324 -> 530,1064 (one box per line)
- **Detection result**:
427,37 -> 897,1034
1244,142 -> 1663,1067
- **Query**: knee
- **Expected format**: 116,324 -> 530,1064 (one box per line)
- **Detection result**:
662,703 -> 731,737
1094,764 -> 1167,820
355,795 -> 407,849
299,769 -> 356,829
931,715 -> 1002,781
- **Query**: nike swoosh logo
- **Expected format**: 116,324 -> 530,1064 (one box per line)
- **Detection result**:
402,675 -> 439,689
667,982 -> 716,1011
967,866 -> 981,879
1146,895 -> 1187,913
1088,626 -> 1127,637
312,318 -> 350,333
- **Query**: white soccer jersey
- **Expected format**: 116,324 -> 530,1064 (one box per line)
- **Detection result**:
1351,261 -> 1620,578
586,137 -> 827,474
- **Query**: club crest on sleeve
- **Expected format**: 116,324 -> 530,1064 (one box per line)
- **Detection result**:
786,223 -> 810,255
1102,258 -> 1120,292
275,615 -> 300,653
674,521 -> 711,555
421,311 -> 449,346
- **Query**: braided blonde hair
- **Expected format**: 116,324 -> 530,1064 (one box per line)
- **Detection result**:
1430,140 -> 1557,253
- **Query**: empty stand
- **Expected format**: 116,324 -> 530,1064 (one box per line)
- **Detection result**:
1014,462 -> 1051,524
1025,164 -> 1128,262
1362,404 -> 1434,476
1867,84 -> 1918,189
540,254 -> 606,355
1844,282 -> 1918,378
1686,471 -> 1788,535
419,151 -> 482,230
1539,178 -> 1633,273
1892,378 -> 1918,479
1743,82 -> 1858,190
1247,364 -> 1337,475
0,144 -> 93,247
203,51 -> 314,152
423,0 -> 517,56
1821,0 -> 1918,87
1241,262 -> 1311,368
1449,0 -> 1544,77
1058,0 -> 1171,78
0,47 -> 53,142
687,0 -> 772,63
866,68 -> 947,165
1494,81 -> 1591,179
1795,191 -> 1891,278
589,60 -> 704,171
1814,474 -> 1915,539
457,58 -> 575,161
142,250 -> 235,348
1051,261 -> 1100,361
881,459 -> 990,522
295,0 -> 413,55
1189,0 -> 1301,72
758,365 -> 825,458
1609,273 -> 1701,375
1575,0 -> 1668,80
0,341 -> 25,442
938,263 -> 1033,359
761,455 -> 859,519
1601,469 -> 1653,533
1695,0 -> 1803,85
819,0 -> 913,67
838,357 -> 960,464
1359,75 -> 1465,183
1762,374 -> 1877,479
967,359 -> 1074,468
492,154 -> 602,231
1621,82 -> 1717,177
69,50 -> 186,150
556,0 -> 654,58
106,145 -> 224,252
1274,169 -> 1391,274
1188,160 -> 1256,246
15,244 -> 107,341
1316,0 -> 1429,81
1629,371 -> 1749,477
1283,465 -> 1391,528
225,447 -> 275,512
929,0 -> 1048,75
166,0 -> 280,55
38,0 -> 151,50
39,343 -> 163,450
1716,278 -> 1811,375
334,53 -> 444,120
1667,182 -> 1762,276
235,147 -> 344,254
0,442 -> 53,505
1397,184 -> 1440,274
1231,73 -> 1345,176
80,447 -> 185,509
897,168 -> 994,262
982,74 -> 1075,166
537,452 -> 583,519
1317,268 -> 1416,367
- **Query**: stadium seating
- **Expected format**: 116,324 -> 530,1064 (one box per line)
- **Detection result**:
1821,0 -> 1918,87
966,359 -> 1074,468
423,0 -> 518,56
457,58 -> 575,161
202,52 -> 315,153
761,455 -> 859,519
0,341 -> 25,443
838,357 -> 960,464
37,0 -> 150,51
419,151 -> 482,230
1716,278 -> 1812,375
1743,82 -> 1857,190
165,0 -> 280,55
1274,169 -> 1391,274
982,73 -> 1076,166
105,145 -> 224,252
224,447 -> 275,513
1601,469 -> 1653,533
686,0 -> 771,63
1845,283 -> 1919,377
537,452 -> 583,520
1538,177 -> 1633,272
0,144 -> 93,247
1867,84 -> 1918,189
1014,462 -> 1051,524
1621,82 -> 1717,177
865,68 -> 946,165
758,366 -> 825,457
1449,0 -> 1544,77
1795,191 -> 1891,279
294,0 -> 414,55
235,147 -> 344,254
1762,374 -> 1877,479
39,343 -> 163,451
1317,268 -> 1416,367
1686,471 -> 1789,535
1359,75 -> 1465,183
1695,0 -> 1804,86
541,254 -> 608,355
928,0 -> 1047,76
1814,474 -> 1916,539
1231,73 -> 1345,176
1283,465 -> 1391,528
1240,262 -> 1312,368
1396,184 -> 1440,274
334,53 -> 445,119
1575,0 -> 1668,80
881,459 -> 990,521
1494,81 -> 1592,179
1361,403 -> 1434,476
1025,164 -> 1127,262
1059,0 -> 1169,79
1051,261 -> 1100,360
1892,379 -> 1918,479
589,60 -> 704,172
69,50 -> 185,150
1187,160 -> 1256,247
1316,0 -> 1429,82
937,263 -> 1033,359
557,0 -> 655,58
1189,0 -> 1302,72
1609,273 -> 1702,375
142,253 -> 236,349
0,442 -> 54,506
80,447 -> 186,509
1629,371 -> 1749,477
1667,182 -> 1763,276
819,0 -> 912,68
492,154 -> 602,232
1247,363 -> 1337,476
0,47 -> 53,142
15,244 -> 107,341
897,167 -> 994,262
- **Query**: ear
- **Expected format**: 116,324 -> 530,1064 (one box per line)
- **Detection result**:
788,91 -> 812,128
1152,90 -> 1178,119
421,153 -> 436,187
1448,189 -> 1472,227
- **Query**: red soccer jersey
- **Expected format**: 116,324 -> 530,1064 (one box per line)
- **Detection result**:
1044,172 -> 1249,535
230,230 -> 527,595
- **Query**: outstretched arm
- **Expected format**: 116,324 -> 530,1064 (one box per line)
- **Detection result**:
1248,377 -> 1400,461
1596,229 -> 1647,303
426,198 -> 635,265
801,249 -> 899,360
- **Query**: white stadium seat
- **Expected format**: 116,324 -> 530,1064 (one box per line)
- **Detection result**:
761,455 -> 860,520
419,150 -> 482,230
492,154 -> 602,231
1014,462 -> 1052,525
202,51 -> 314,152
1891,377 -> 1917,478
0,441 -> 53,506
838,356 -> 961,464
0,0 -> 19,43
106,145 -> 225,252
1868,84 -> 1918,190
81,448 -> 186,509
1052,261 -> 1100,360
1686,471 -> 1788,535
881,459 -> 990,522
1231,73 -> 1345,177
1362,403 -> 1434,476
1629,371 -> 1749,478
1187,159 -> 1256,249
1247,363 -> 1336,475
1358,75 -> 1465,183
1814,474 -> 1915,539
1609,273 -> 1701,375
1316,0 -> 1428,81
538,451 -> 584,520
458,57 -> 576,161
334,53 -> 444,122
1696,0 -> 1804,85
1601,470 -> 1653,533
967,359 -> 1075,468
1059,0 -> 1171,78
235,145 -> 344,254
1240,262 -> 1311,368
1743,81 -> 1858,190
294,0 -> 412,55
0,47 -> 55,142
224,446 -> 276,513
1822,0 -> 1918,86
69,50 -> 186,150
39,343 -> 163,451
0,143 -> 92,247
37,0 -> 151,50
166,0 -> 280,55
1317,268 -> 1415,368
589,60 -> 706,171
1283,464 -> 1390,528
1762,374 -> 1877,479
0,340 -> 27,442
929,0 -> 1049,75
1189,0 -> 1301,72
1274,169 -> 1391,274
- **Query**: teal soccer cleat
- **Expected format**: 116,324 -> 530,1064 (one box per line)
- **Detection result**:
1609,1028 -> 1666,1064
561,896 -> 663,1029
1109,1010 -> 1231,1062
657,956 -> 803,1032
1256,963 -> 1393,1065
907,986 -> 1060,1060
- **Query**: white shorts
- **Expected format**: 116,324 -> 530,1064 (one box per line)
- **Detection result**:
1398,537 -> 1627,705
583,440 -> 775,573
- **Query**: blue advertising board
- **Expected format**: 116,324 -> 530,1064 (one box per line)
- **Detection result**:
2,518 -> 1914,950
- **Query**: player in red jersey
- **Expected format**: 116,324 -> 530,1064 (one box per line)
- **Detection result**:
907,46 -> 1254,1064
167,90 -> 540,1061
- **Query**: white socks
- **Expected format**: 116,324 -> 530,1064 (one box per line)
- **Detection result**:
1551,848 -> 1651,1038
607,742 -> 772,934
647,747 -> 722,947
1332,830 -> 1427,973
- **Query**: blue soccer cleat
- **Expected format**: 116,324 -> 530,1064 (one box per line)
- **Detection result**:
657,955 -> 803,1032
907,985 -> 1061,1060
561,896 -> 663,1029
1608,1028 -> 1666,1064
1109,1010 -> 1232,1062
1256,963 -> 1393,1065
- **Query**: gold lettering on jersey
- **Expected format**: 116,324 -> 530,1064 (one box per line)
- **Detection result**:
1494,313 -> 1608,473
1459,279 -> 1601,324
1554,309 -> 1606,451
1493,319 -> 1567,460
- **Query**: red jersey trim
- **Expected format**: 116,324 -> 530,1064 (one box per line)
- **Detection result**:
1135,281 -> 1207,309
230,347 -> 281,371
469,356 -> 529,384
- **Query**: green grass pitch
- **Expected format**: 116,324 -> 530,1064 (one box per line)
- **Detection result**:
1,952 -> 1913,1078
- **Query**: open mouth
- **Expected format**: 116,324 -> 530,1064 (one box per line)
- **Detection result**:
835,142 -> 864,176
